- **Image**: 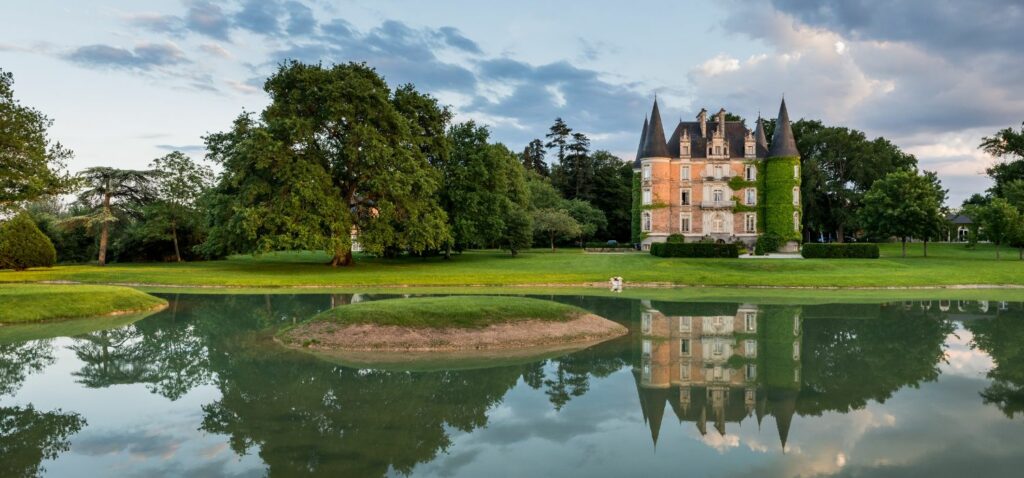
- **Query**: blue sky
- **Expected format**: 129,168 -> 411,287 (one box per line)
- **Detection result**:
3,0 -> 1022,204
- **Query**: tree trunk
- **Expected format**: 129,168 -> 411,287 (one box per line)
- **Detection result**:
996,242 -> 1000,260
550,233 -> 556,252
98,193 -> 111,266
836,224 -> 845,243
901,237 -> 907,258
444,245 -> 452,260
923,239 -> 928,258
329,249 -> 353,267
171,220 -> 182,262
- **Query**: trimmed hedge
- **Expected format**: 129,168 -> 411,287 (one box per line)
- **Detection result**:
651,242 -> 740,258
801,243 -> 880,259
0,212 -> 57,271
754,232 -> 782,256
584,242 -> 634,251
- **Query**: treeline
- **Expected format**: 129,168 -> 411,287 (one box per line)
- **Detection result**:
0,63 -> 631,267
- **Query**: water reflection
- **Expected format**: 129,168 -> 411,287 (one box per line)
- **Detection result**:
0,294 -> 1023,477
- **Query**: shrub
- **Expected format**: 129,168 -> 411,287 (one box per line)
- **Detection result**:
584,242 -> 633,249
650,242 -> 740,258
666,233 -> 686,243
0,212 -> 57,271
801,243 -> 880,259
755,232 -> 782,255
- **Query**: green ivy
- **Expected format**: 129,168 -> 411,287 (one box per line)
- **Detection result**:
760,157 -> 802,242
732,204 -> 757,213
641,201 -> 669,210
728,176 -> 756,191
630,172 -> 641,244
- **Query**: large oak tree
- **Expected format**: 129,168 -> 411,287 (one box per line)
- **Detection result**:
203,62 -> 450,266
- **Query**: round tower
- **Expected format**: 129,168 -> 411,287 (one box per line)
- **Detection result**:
764,98 -> 802,252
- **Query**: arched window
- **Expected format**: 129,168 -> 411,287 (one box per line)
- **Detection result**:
792,187 -> 800,205
793,211 -> 800,231
712,213 -> 725,233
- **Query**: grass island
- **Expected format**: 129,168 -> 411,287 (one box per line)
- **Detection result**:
0,284 -> 167,324
277,296 -> 628,365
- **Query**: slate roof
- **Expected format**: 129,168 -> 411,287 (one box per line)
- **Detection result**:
633,116 -> 649,168
641,99 -> 670,158
948,214 -> 973,225
666,120 -> 759,159
754,117 -> 769,158
768,98 -> 800,158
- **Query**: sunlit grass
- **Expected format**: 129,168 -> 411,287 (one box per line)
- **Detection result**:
306,296 -> 585,328
0,243 -> 1020,289
0,284 -> 167,323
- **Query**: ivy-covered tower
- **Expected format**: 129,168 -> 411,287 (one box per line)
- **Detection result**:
763,99 -> 802,252
630,97 -> 801,252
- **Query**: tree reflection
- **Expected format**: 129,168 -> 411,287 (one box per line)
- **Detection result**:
797,303 -> 955,415
0,405 -> 86,478
966,303 -> 1024,417
0,341 -> 55,397
200,346 -> 524,477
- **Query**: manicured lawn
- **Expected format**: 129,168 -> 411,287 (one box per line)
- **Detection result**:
306,296 -> 585,328
0,284 -> 167,323
0,243 -> 1020,289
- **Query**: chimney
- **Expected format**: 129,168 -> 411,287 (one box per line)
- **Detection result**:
698,108 -> 708,137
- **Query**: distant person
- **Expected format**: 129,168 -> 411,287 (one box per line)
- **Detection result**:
613,276 -> 624,293
609,277 -> 617,292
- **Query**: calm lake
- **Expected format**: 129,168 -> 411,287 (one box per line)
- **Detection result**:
2,293 -> 1023,477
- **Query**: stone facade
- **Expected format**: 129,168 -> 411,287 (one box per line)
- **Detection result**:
633,99 -> 801,251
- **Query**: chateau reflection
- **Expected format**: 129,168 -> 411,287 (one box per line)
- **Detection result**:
632,302 -> 802,448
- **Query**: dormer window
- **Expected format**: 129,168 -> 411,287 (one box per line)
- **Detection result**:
715,146 -> 721,156
682,145 -> 689,156
746,145 -> 754,155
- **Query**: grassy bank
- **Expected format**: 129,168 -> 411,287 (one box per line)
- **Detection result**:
0,243 -> 1021,289
0,284 -> 167,323
307,296 -> 585,328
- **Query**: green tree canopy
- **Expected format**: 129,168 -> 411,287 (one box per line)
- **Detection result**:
977,197 -> 1021,259
980,122 -> 1024,198
531,208 -> 581,251
522,138 -> 548,176
0,69 -> 74,212
202,61 -> 451,266
859,170 -> 944,257
440,121 -> 531,255
144,151 -> 214,262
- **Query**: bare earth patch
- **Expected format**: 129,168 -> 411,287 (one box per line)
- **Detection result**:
279,313 -> 627,366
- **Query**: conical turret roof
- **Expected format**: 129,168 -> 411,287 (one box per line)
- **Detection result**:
754,116 -> 769,157
641,99 -> 670,159
633,116 -> 649,168
768,98 -> 800,158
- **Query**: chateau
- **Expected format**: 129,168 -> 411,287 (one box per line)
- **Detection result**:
632,98 -> 802,251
